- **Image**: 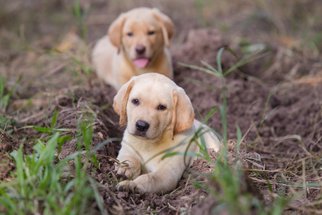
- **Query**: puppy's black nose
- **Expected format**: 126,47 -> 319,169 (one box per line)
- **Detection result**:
136,120 -> 150,132
135,45 -> 146,55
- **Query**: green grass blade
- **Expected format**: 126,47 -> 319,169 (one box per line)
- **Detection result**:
33,126 -> 53,134
0,76 -> 5,97
178,62 -> 222,78
216,47 -> 224,75
89,178 -> 108,215
236,125 -> 242,154
50,110 -> 59,129
10,145 -> 26,196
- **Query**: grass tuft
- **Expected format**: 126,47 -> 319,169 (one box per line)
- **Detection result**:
0,111 -> 106,215
181,47 -> 289,214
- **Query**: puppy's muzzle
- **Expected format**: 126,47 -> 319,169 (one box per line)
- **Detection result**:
135,120 -> 150,136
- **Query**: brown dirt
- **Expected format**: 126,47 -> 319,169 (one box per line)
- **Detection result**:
174,28 -> 322,213
1,1 -> 322,214
0,130 -> 18,180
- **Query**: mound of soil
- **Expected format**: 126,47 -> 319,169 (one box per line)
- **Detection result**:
74,29 -> 322,213
173,28 -> 322,213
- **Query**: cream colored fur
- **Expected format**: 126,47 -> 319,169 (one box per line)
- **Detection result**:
92,8 -> 174,90
113,73 -> 221,193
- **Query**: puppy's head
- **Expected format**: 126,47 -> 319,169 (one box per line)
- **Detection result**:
113,73 -> 194,140
108,8 -> 174,69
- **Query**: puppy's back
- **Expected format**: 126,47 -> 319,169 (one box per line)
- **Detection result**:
92,36 -> 116,87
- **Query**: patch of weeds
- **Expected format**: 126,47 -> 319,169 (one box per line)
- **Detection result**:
77,111 -> 99,168
33,110 -> 73,151
181,47 -> 289,214
0,133 -> 104,215
0,110 -> 106,214
0,115 -> 15,131
209,156 -> 289,215
70,53 -> 93,76
55,40 -> 93,77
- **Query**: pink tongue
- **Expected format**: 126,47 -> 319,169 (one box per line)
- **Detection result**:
133,58 -> 149,68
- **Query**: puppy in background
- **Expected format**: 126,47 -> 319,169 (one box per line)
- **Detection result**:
92,8 -> 174,90
113,73 -> 221,193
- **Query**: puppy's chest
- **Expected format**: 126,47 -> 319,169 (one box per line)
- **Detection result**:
129,141 -> 173,172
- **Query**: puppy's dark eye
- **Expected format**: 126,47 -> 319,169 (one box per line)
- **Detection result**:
157,104 -> 167,111
147,31 -> 155,36
131,98 -> 140,106
127,32 -> 133,37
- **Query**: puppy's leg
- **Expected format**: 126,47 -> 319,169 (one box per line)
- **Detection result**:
115,144 -> 141,180
117,155 -> 189,193
194,120 -> 221,152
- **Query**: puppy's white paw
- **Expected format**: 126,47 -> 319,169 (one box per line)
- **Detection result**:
116,180 -> 137,192
115,161 -> 141,179
116,174 -> 153,193
116,177 -> 147,193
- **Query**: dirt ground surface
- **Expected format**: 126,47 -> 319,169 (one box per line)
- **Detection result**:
1,0 -> 322,214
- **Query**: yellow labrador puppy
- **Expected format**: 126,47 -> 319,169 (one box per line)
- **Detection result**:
92,8 -> 174,90
113,73 -> 221,193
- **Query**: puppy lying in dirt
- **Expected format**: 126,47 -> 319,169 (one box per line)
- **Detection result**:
92,8 -> 174,90
113,73 -> 221,193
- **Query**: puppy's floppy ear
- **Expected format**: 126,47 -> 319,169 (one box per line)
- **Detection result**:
113,79 -> 134,127
172,87 -> 195,135
152,8 -> 175,47
108,13 -> 126,50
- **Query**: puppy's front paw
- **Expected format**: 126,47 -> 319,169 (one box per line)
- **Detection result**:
116,179 -> 146,193
115,160 -> 141,179
116,180 -> 137,192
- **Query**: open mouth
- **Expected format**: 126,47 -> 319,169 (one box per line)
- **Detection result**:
133,58 -> 150,69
